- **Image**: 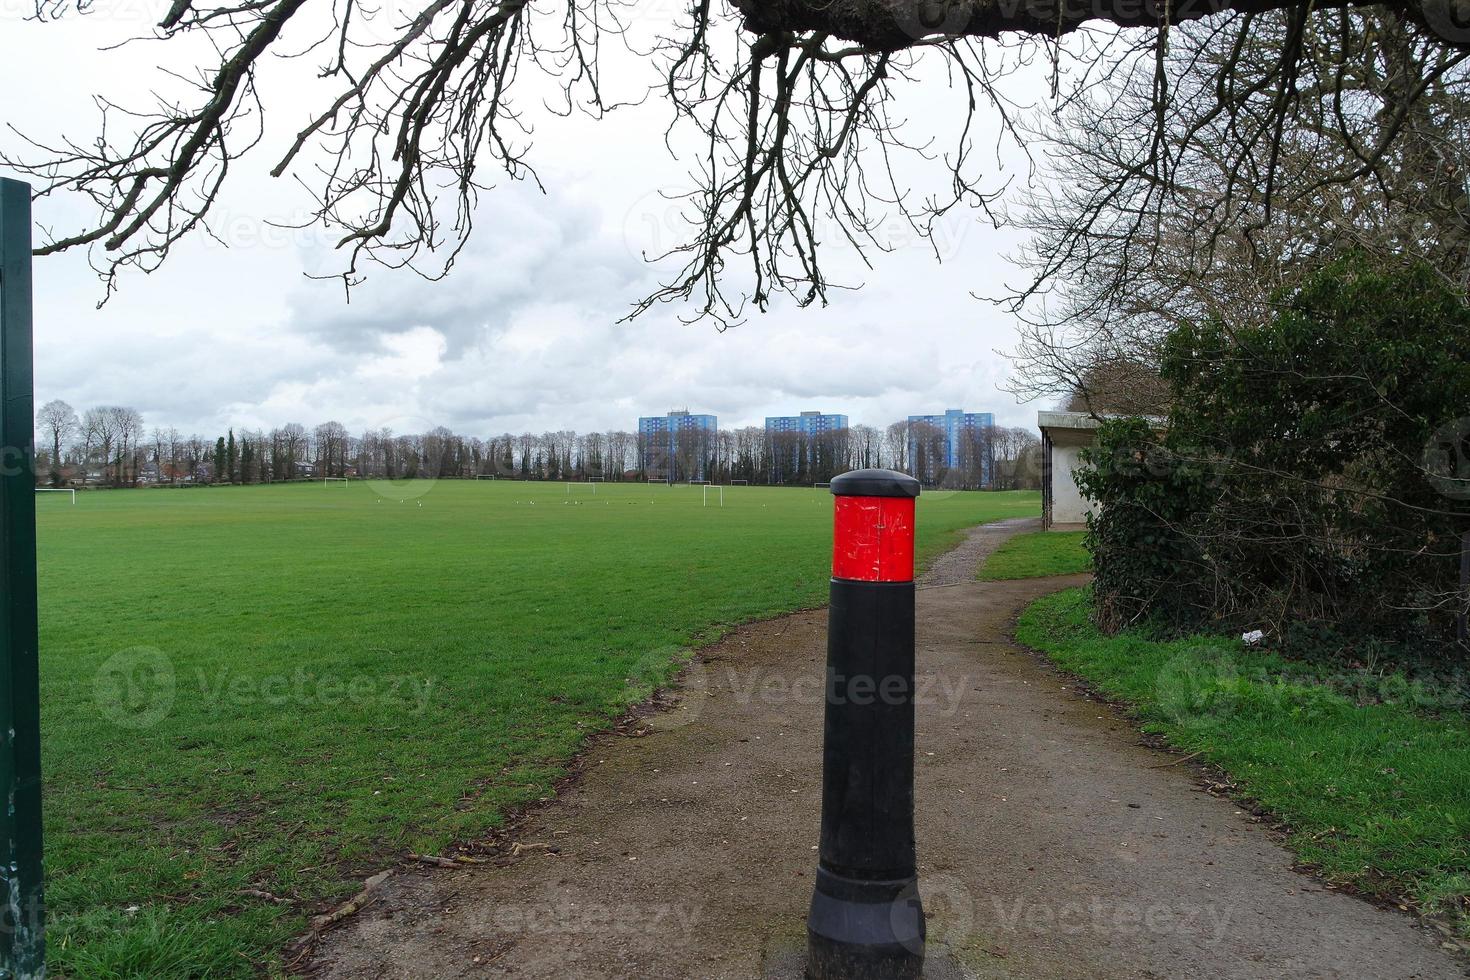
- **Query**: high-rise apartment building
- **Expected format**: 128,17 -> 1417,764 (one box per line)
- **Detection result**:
638,410 -> 718,481
764,411 -> 849,481
907,409 -> 995,487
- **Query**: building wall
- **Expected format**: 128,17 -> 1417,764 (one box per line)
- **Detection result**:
638,411 -> 717,480
1039,418 -> 1104,528
1047,438 -> 1095,526
906,409 -> 995,486
764,412 -> 848,480
1039,411 -> 1167,528
764,411 -> 849,436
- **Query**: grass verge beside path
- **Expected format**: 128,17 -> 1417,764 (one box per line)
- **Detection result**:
979,529 -> 1090,580
1017,588 -> 1470,941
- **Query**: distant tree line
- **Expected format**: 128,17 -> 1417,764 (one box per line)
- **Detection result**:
33,404 -> 1041,490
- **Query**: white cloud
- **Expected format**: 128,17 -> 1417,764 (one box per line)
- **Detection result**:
3,10 -> 1053,441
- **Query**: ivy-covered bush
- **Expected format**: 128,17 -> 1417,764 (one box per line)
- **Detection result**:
1076,418 -> 1217,632
1080,255 -> 1470,660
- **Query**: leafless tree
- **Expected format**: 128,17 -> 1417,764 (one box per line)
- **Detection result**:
907,420 -> 945,484
767,429 -> 799,483
605,430 -> 635,479
308,423 -> 345,478
577,430 -> 604,478
314,421 -> 351,478
671,425 -> 713,482
80,406 -> 118,484
720,425 -> 762,482
9,0 -> 1468,322
112,407 -> 145,484
36,399 -> 77,486
512,432 -> 534,476
1005,9 -> 1470,404
988,425 -> 1040,490
849,423 -> 881,470
182,435 -> 206,480
273,422 -> 309,479
78,405 -> 144,485
1060,362 -> 1172,418
883,420 -> 910,472
950,423 -> 993,489
237,427 -> 265,482
161,427 -> 183,482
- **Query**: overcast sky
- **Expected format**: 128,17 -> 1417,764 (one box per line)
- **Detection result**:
0,7 -> 1060,439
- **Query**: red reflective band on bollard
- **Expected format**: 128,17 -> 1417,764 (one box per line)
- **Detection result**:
832,495 -> 916,583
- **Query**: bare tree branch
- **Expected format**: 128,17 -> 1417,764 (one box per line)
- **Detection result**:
7,0 -> 1470,321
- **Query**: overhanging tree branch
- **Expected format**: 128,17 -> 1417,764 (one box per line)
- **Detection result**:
5,0 -> 1470,318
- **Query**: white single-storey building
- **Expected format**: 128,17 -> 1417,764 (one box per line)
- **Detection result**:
1039,411 -> 1168,530
1039,411 -> 1101,529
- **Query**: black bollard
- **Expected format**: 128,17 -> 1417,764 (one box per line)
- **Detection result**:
806,468 -> 924,980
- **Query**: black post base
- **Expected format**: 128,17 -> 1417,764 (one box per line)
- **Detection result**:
806,867 -> 924,980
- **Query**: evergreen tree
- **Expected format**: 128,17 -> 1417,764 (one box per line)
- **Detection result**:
226,430 -> 238,483
214,436 -> 226,484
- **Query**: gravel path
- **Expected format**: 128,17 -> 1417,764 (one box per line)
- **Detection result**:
918,517 -> 1041,588
307,520 -> 1464,979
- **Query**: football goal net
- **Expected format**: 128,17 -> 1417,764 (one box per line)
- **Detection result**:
35,488 -> 76,504
730,479 -> 749,485
566,481 -> 598,495
323,477 -> 348,487
813,482 -> 831,490
475,473 -> 498,480
703,484 -> 724,508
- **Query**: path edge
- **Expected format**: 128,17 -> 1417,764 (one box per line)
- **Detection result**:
1001,577 -> 1470,960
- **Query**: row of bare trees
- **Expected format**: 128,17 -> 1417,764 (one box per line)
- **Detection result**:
35,402 -> 1041,489
37,401 -> 145,487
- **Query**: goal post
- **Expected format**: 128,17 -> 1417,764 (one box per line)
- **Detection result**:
322,477 -> 348,487
34,488 -> 74,505
702,484 -> 724,508
730,479 -> 749,486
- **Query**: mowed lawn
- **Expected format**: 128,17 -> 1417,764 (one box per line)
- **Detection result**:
37,481 -> 1038,978
978,529 -> 1091,581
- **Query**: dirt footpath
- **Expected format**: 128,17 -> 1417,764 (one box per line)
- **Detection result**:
308,521 -> 1466,979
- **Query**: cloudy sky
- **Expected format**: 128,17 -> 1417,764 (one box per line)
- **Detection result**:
0,6 -> 1059,440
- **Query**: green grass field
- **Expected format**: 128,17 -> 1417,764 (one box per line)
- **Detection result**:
1018,589 -> 1470,938
977,529 -> 1091,580
37,480 -> 1038,978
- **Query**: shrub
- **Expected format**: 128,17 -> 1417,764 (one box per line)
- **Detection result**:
1081,255 -> 1470,661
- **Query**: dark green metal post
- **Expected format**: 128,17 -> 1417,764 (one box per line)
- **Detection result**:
0,177 -> 44,980
1458,531 -> 1469,645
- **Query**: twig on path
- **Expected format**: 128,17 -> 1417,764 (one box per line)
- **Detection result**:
237,888 -> 287,904
411,852 -> 488,868
1149,750 -> 1204,768
307,870 -> 391,933
284,868 -> 393,969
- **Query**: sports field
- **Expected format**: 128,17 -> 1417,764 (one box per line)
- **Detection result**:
36,480 -> 1037,977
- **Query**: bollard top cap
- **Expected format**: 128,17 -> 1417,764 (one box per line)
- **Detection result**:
830,468 -> 920,499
